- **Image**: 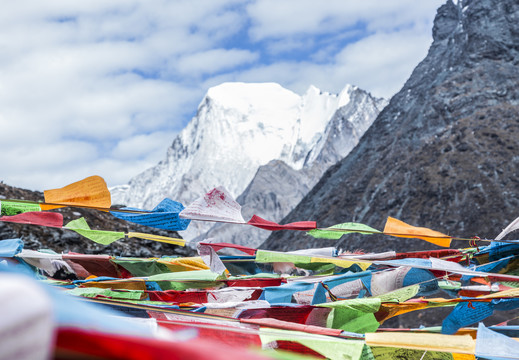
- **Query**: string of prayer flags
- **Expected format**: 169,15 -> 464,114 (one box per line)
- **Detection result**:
0,200 -> 41,216
247,215 -> 316,231
308,222 -> 381,239
0,211 -> 63,228
179,187 -> 246,224
41,175 -> 111,210
110,198 -> 190,231
63,217 -> 186,247
383,216 -> 452,247
4,234 -> 519,359
65,218 -> 124,245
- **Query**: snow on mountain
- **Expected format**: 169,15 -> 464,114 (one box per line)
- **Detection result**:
194,87 -> 386,248
111,82 -> 385,241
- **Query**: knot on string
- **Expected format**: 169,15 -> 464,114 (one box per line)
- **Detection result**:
469,236 -> 481,252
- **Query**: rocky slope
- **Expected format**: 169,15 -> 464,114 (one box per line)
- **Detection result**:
262,0 -> 519,252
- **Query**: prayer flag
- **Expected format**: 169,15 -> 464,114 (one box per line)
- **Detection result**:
65,218 -> 124,245
383,217 -> 451,247
41,175 -> 111,210
127,232 -> 185,247
247,215 -> 316,231
179,187 -> 246,224
308,222 -> 381,239
475,323 -> 519,358
111,198 -> 190,231
365,332 -> 476,354
198,242 -> 257,256
0,200 -> 41,216
496,215 -> 519,240
0,211 -> 63,228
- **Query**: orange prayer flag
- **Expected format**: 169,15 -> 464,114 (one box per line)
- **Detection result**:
40,175 -> 111,210
383,216 -> 452,247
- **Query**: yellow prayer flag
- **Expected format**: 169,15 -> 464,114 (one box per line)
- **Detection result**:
41,175 -> 111,210
310,256 -> 371,271
452,354 -> 476,360
127,232 -> 185,247
157,257 -> 210,272
383,217 -> 451,247
365,332 -> 475,354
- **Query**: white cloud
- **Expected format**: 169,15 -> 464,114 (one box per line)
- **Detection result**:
111,131 -> 177,161
177,49 -> 259,77
246,0 -> 444,40
0,0 -> 444,191
332,29 -> 435,97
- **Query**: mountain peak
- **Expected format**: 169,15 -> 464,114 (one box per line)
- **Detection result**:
205,82 -> 300,114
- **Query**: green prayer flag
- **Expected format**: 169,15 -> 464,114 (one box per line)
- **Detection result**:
148,269 -> 221,282
256,250 -> 312,264
65,217 -> 124,245
0,200 -> 41,216
307,223 -> 381,240
259,327 -> 365,360
227,273 -> 281,280
67,287 -> 144,300
375,284 -> 420,303
369,347 -> 453,360
317,298 -> 381,333
112,258 -> 171,277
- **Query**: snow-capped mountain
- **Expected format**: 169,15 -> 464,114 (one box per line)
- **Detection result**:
111,82 -> 385,241
195,87 -> 386,248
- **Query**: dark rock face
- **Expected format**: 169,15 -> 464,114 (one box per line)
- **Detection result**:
262,0 -> 519,252
0,182 -> 194,257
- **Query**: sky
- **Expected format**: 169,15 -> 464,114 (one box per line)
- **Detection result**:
0,0 -> 445,191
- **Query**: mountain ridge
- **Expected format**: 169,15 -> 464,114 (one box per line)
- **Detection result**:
261,0 -> 519,252
112,81 -> 386,242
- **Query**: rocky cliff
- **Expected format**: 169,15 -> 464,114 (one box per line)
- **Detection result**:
262,0 -> 519,252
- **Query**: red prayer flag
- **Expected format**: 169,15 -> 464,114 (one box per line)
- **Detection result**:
224,278 -> 283,288
247,215 -> 316,231
147,290 -> 208,304
240,318 -> 343,337
56,327 -> 270,360
199,242 -> 257,256
0,211 -> 63,228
